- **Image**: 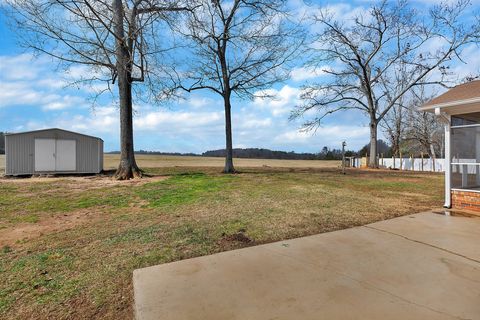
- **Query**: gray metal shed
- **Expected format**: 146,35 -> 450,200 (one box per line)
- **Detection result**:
5,128 -> 103,176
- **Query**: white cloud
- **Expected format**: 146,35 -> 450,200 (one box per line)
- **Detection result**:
0,54 -> 42,80
0,82 -> 43,106
0,53 -> 110,110
6,94 -> 374,153
238,117 -> 272,129
135,110 -> 223,131
25,106 -> 116,131
275,129 -> 311,143
254,85 -> 301,116
0,81 -> 87,111
66,65 -> 92,79
274,125 -> 369,151
322,3 -> 369,22
42,95 -> 86,110
290,65 -> 331,82
288,0 -> 370,30
189,97 -> 210,108
178,95 -> 219,109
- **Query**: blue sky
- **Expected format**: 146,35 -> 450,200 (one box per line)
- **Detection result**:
0,0 -> 479,153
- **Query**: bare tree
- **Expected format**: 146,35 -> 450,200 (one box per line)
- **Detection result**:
4,0 -> 191,179
291,0 -> 479,168
381,103 -> 405,158
382,88 -> 443,161
380,61 -> 411,158
404,88 -> 444,161
171,0 -> 304,173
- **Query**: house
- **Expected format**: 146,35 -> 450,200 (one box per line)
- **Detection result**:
420,80 -> 480,212
5,128 -> 103,176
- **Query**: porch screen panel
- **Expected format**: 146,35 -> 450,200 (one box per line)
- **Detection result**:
451,124 -> 480,190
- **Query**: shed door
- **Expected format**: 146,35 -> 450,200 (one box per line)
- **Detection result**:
35,139 -> 56,171
55,139 -> 76,171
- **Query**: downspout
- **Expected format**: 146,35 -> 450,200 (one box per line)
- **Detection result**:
435,108 -> 451,208
444,121 -> 451,208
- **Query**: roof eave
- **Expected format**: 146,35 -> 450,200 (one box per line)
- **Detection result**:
5,128 -> 103,141
420,97 -> 480,113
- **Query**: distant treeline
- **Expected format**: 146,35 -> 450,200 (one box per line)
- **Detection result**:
104,142 -> 393,161
107,147 -> 355,160
202,147 -> 356,160
0,132 -> 5,154
107,150 -> 200,157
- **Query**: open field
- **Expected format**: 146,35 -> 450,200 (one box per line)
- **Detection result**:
0,154 -> 339,174
0,163 -> 443,319
103,154 -> 341,170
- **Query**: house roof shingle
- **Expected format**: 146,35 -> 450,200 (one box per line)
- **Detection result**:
423,80 -> 480,108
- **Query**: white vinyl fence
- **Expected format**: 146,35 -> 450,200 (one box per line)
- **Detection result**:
348,157 -> 445,172
380,158 -> 445,172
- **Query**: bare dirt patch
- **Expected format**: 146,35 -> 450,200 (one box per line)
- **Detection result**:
58,175 -> 168,191
217,231 -> 256,251
221,231 -> 253,244
0,209 -> 101,247
0,175 -> 169,247
1,175 -> 168,190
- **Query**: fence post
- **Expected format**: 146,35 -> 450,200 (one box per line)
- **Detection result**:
399,151 -> 403,170
421,152 -> 424,171
411,155 -> 414,171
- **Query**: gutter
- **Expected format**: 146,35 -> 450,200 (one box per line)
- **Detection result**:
420,97 -> 480,112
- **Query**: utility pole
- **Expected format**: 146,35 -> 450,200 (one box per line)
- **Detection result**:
342,141 -> 347,175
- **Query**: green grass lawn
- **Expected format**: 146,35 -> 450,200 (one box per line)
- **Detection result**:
0,167 -> 443,319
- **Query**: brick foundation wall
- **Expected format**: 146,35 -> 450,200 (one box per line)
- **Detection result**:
451,190 -> 480,212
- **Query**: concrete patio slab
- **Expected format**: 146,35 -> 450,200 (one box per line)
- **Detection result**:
133,212 -> 480,320
368,211 -> 480,261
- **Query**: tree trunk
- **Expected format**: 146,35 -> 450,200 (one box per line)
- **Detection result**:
116,75 -> 142,180
368,119 -> 378,168
113,0 -> 141,180
223,91 -> 235,173
429,143 -> 436,172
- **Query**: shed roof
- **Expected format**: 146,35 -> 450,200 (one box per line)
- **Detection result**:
5,128 -> 103,141
420,80 -> 480,115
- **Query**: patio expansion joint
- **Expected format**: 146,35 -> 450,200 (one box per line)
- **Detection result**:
363,225 -> 480,265
260,245 -> 470,320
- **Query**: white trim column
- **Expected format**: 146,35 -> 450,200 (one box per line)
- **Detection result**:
444,116 -> 452,208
